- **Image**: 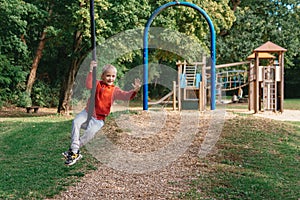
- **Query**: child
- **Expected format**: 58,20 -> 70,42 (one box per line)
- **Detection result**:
63,61 -> 141,165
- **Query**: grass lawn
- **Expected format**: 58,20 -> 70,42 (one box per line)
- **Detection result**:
180,117 -> 300,199
284,98 -> 300,110
0,109 -> 299,199
0,114 -> 98,199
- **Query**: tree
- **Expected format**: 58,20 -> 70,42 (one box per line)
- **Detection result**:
25,2 -> 54,96
218,0 -> 300,65
57,0 -> 110,114
0,0 -> 31,106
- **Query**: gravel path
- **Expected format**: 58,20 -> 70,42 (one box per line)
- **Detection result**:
226,109 -> 300,122
254,109 -> 300,121
49,110 -> 223,200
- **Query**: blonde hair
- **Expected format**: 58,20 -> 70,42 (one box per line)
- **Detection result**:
101,64 -> 117,75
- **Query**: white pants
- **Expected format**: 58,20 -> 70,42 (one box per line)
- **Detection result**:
70,109 -> 104,153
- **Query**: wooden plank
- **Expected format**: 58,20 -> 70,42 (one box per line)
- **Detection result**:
173,81 -> 176,110
209,61 -> 251,69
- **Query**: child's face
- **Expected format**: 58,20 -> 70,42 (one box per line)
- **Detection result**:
101,69 -> 116,85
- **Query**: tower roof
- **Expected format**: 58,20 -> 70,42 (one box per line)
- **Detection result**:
254,41 -> 287,52
247,52 -> 276,60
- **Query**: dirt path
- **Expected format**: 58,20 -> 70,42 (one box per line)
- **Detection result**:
227,109 -> 300,122
48,110 -> 226,200
254,109 -> 300,122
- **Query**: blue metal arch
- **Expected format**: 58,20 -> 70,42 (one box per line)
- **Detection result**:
143,1 -> 216,110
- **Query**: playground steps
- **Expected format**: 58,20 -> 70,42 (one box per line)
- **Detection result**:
263,80 -> 276,111
177,60 -> 207,111
263,66 -> 277,111
183,65 -> 197,87
182,64 -> 201,101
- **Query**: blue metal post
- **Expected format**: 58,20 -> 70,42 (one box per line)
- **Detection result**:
143,3 -> 175,110
143,1 -> 216,110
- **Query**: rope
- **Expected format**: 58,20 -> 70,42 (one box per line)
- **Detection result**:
82,0 -> 97,130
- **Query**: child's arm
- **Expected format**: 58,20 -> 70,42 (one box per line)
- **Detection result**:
86,60 -> 97,89
114,78 -> 141,101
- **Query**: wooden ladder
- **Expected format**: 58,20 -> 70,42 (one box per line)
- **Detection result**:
183,64 -> 197,87
263,66 -> 277,111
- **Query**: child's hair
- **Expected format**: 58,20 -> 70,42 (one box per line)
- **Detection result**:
101,64 -> 117,75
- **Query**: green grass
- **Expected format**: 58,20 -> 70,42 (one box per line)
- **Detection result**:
180,117 -> 300,199
284,98 -> 300,110
0,115 -> 98,199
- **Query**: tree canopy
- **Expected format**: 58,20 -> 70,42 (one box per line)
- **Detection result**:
0,0 -> 299,109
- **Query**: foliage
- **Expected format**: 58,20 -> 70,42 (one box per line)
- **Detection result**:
31,80 -> 60,107
0,0 -> 299,106
218,0 -> 300,66
0,0 -> 31,105
0,0 -> 30,61
17,92 -> 32,107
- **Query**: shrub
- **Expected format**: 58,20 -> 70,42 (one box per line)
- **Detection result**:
17,92 -> 32,107
31,81 -> 60,107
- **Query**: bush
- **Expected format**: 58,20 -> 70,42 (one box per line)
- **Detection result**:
17,92 -> 32,107
31,81 -> 59,107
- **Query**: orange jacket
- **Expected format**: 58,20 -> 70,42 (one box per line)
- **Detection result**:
85,72 -> 137,120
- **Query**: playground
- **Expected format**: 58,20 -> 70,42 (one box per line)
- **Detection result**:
0,106 -> 299,199
48,31 -> 300,198
142,41 -> 287,116
1,1 -> 299,199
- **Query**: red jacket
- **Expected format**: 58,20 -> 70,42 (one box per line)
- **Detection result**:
85,72 -> 137,120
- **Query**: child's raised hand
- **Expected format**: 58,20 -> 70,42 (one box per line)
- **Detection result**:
89,60 -> 97,72
132,78 -> 141,92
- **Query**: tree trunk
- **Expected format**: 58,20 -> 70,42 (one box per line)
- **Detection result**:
231,0 -> 241,11
57,30 -> 87,115
26,6 -> 53,96
26,31 -> 47,95
57,1 -> 92,115
58,59 -> 80,115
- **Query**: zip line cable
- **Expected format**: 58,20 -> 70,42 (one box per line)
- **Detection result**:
82,0 -> 97,130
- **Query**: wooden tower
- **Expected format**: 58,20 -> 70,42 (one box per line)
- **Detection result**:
248,41 -> 287,113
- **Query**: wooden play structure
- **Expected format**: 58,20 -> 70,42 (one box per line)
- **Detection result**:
174,59 -> 250,111
148,41 -> 286,113
247,41 -> 287,113
176,59 -> 207,111
148,59 -> 207,111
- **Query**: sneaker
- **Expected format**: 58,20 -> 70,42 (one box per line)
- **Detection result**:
64,151 -> 82,166
62,148 -> 72,159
